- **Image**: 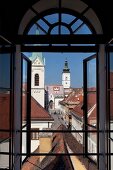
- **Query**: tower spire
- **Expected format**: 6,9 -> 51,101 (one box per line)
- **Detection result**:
62,59 -> 71,88
63,59 -> 70,73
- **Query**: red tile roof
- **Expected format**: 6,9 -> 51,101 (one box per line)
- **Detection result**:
72,102 -> 83,119
60,89 -> 83,109
21,148 -> 40,170
0,93 -> 53,140
30,97 -> 54,121
64,131 -> 97,170
72,92 -> 97,123
22,95 -> 54,121
21,125 -> 74,170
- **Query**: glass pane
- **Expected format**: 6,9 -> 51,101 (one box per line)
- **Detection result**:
71,19 -> 82,31
0,53 -> 10,88
87,92 -> 97,126
44,14 -> 58,24
87,58 -> 96,91
22,93 -> 27,125
110,92 -> 113,165
111,155 -> 113,170
0,90 -> 10,132
30,128 -> 39,153
22,59 -> 28,126
61,25 -> 70,34
0,154 -> 9,168
75,24 -> 92,34
22,59 -> 28,91
51,26 -> 58,34
110,52 -> 113,89
62,14 -> 75,24
88,127 -> 97,162
38,19 -> 49,32
22,129 -> 27,161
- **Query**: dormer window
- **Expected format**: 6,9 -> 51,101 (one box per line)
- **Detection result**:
35,74 -> 39,86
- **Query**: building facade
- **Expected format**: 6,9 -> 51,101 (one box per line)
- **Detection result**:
30,51 -> 45,107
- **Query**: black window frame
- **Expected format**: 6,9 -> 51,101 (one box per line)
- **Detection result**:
0,40 -> 14,170
83,54 -> 99,167
106,46 -> 113,170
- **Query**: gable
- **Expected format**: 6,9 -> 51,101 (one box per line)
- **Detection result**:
32,57 -> 43,66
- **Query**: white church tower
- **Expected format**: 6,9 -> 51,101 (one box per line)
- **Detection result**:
30,29 -> 45,107
62,59 -> 71,88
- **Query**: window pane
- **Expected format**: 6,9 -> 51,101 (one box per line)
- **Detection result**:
38,19 -> 49,30
0,91 -> 10,132
31,129 -> 39,153
22,93 -> 27,125
71,19 -> 82,32
110,52 -> 113,89
75,24 -> 92,34
87,127 -> 97,162
62,14 -> 75,24
22,128 -> 27,161
111,155 -> 113,170
0,133 -> 10,168
0,54 -> 10,88
87,92 -> 97,126
0,154 -> 9,168
44,14 -> 58,24
22,59 -> 28,126
110,91 -> 113,140
22,59 -> 28,91
87,58 -> 96,91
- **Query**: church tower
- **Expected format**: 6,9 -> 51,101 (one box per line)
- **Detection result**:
30,29 -> 45,107
62,59 -> 71,88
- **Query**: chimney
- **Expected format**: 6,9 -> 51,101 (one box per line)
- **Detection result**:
39,128 -> 52,162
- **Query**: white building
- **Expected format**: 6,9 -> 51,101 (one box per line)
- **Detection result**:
30,30 -> 45,107
22,96 -> 54,154
46,85 -> 64,112
71,93 -> 97,162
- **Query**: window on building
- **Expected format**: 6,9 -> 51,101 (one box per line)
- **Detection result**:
31,128 -> 39,140
35,74 -> 39,86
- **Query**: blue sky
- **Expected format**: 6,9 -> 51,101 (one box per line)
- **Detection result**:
43,52 -> 95,88
25,52 -> 96,88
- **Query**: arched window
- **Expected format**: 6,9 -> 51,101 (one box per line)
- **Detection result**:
18,0 -> 105,169
35,74 -> 39,86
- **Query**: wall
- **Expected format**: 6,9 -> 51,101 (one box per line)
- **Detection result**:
30,121 -> 53,152
54,97 -> 64,110
31,89 -> 45,108
31,63 -> 45,107
71,115 -> 83,144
